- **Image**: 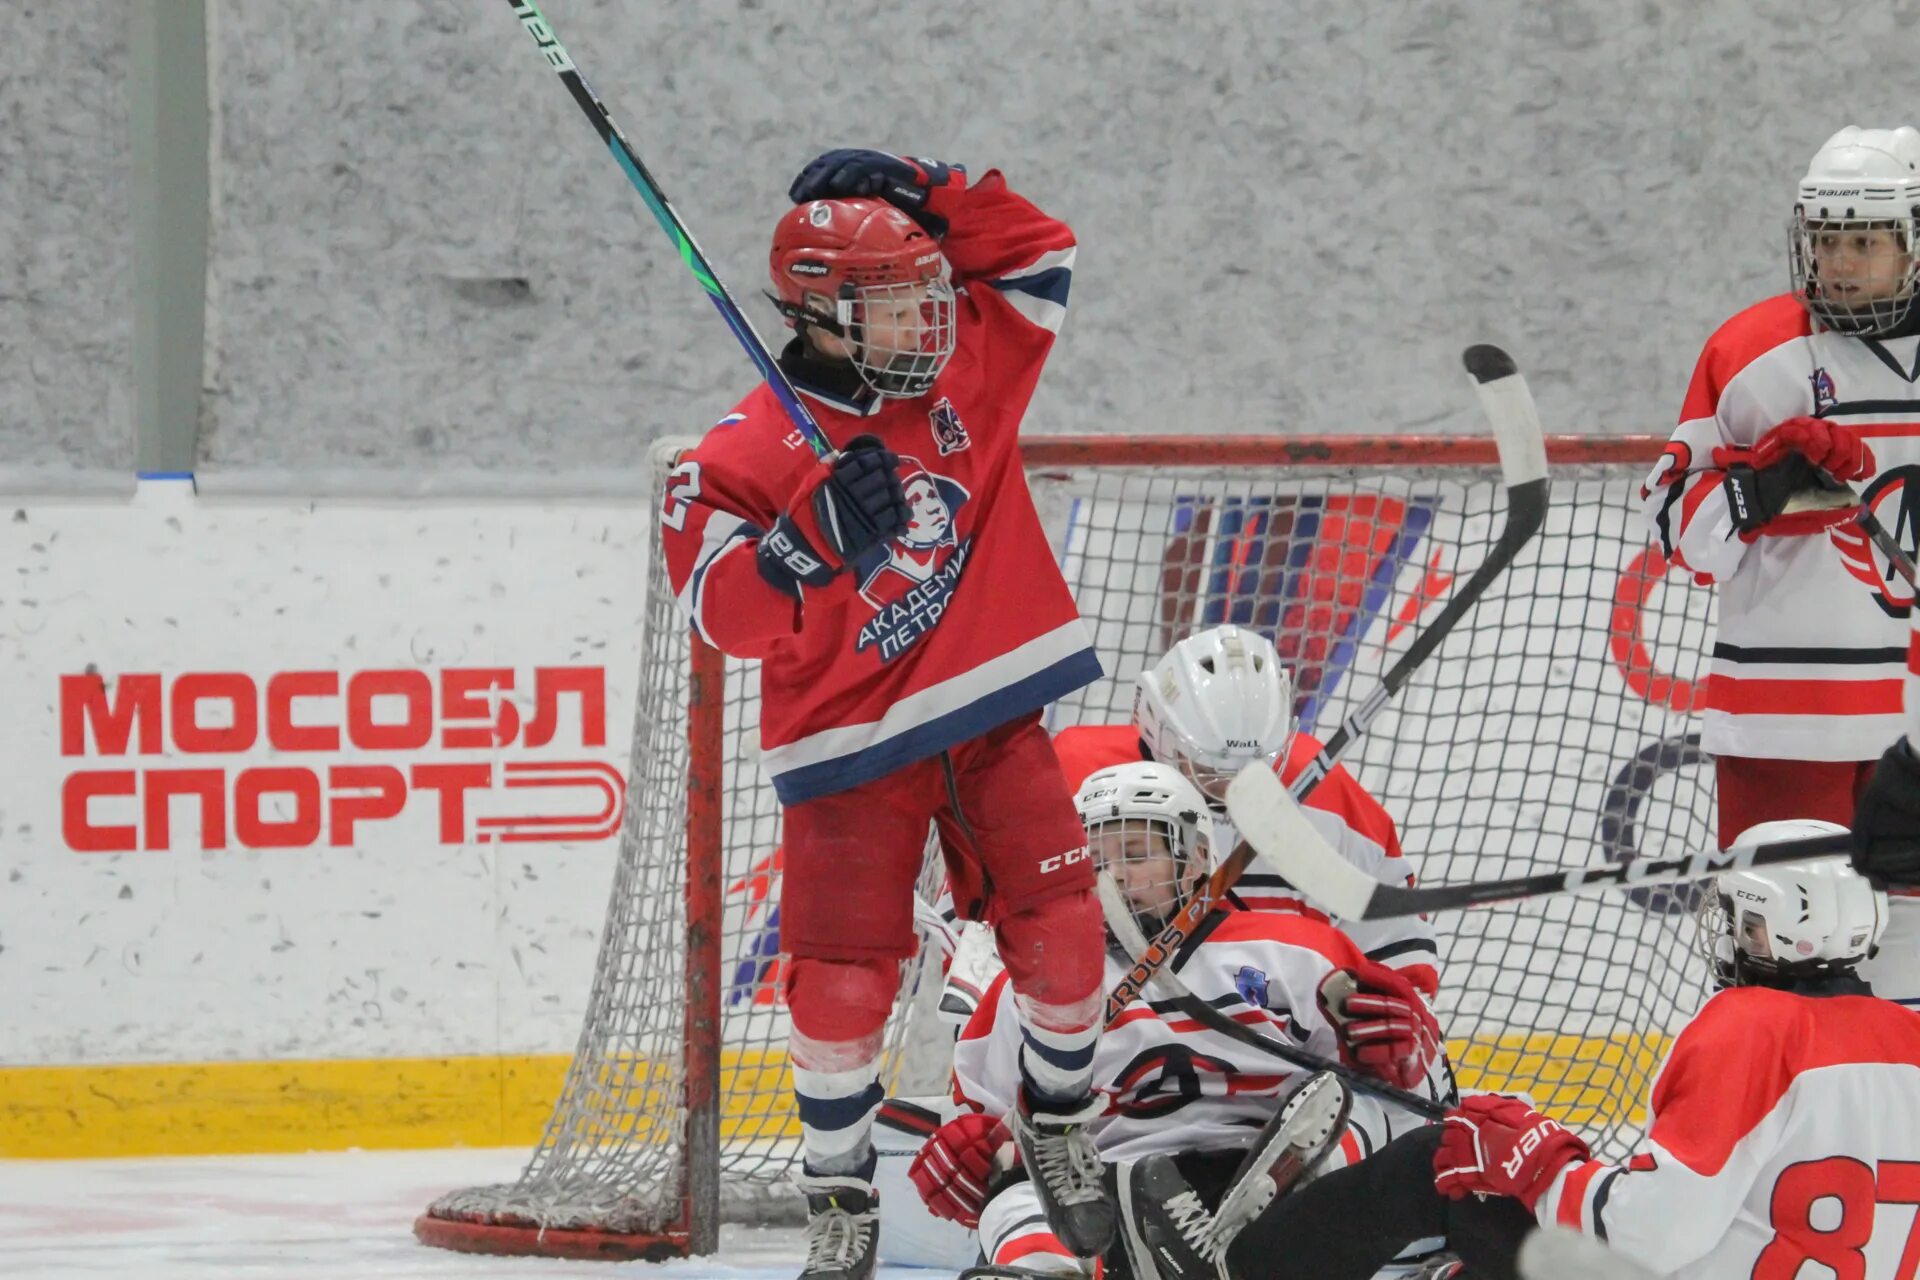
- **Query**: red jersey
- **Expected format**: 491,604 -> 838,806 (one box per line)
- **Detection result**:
1537,984 -> 1920,1279
1641,294 -> 1920,761
661,172 -> 1099,803
1050,723 -> 1437,996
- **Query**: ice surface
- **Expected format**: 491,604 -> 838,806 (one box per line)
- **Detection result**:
0,1149 -> 932,1280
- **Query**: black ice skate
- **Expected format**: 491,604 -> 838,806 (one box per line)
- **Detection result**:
1010,1089 -> 1116,1257
792,1174 -> 878,1280
1208,1070 -> 1354,1250
1114,1153 -> 1227,1280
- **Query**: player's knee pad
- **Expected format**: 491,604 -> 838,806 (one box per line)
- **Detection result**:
784,955 -> 899,1062
995,887 -> 1104,1023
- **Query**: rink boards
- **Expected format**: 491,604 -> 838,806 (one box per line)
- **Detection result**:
1,462 -> 1717,1156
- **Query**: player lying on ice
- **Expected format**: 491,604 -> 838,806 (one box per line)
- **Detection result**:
660,148 -> 1116,1280
936,624 -> 1440,1029
905,761 -> 1454,1279
1116,823 -> 1920,1280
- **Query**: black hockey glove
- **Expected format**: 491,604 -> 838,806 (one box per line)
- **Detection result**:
788,149 -> 964,235
1852,738 -> 1920,889
1717,449 -> 1855,538
757,435 -> 909,597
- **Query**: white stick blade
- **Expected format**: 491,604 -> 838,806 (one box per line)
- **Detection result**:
1224,764 -> 1378,919
1463,346 -> 1550,488
1518,1226 -> 1660,1280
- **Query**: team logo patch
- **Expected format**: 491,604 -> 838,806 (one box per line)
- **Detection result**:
929,397 -> 972,455
1810,366 -> 1838,413
1234,965 -> 1271,1009
807,201 -> 832,226
852,456 -> 971,663
1832,464 -> 1920,619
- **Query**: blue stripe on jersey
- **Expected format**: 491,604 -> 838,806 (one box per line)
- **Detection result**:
991,265 -> 1071,308
686,526 -> 758,642
768,646 -> 1103,804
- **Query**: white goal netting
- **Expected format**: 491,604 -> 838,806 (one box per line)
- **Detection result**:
417,436 -> 1715,1258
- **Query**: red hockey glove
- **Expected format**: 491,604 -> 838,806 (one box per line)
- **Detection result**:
907,1112 -> 1011,1228
1711,444 -> 1861,539
757,435 -> 909,596
1317,960 -> 1444,1090
1433,1094 -> 1591,1211
1754,415 -> 1876,481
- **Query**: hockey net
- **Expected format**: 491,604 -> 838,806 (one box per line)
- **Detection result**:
416,434 -> 1716,1259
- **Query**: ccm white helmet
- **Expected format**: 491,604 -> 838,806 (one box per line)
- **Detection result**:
1699,820 -> 1888,988
1133,625 -> 1296,806
1075,761 -> 1214,937
1789,126 -> 1920,335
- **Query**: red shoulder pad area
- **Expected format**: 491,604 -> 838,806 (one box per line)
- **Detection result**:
1679,295 -> 1812,425
1050,723 -> 1145,791
1204,907 -> 1367,970
1647,987 -> 1920,1176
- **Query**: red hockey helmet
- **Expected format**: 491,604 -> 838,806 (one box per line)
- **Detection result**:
768,198 -> 956,398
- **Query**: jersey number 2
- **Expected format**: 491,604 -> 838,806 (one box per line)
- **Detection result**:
661,462 -> 702,532
1753,1156 -> 1920,1280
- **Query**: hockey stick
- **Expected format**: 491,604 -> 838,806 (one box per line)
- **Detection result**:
1103,345 -> 1551,1026
1782,480 -> 1919,586
505,1 -> 833,460
1227,763 -> 1851,921
1095,873 -> 1446,1121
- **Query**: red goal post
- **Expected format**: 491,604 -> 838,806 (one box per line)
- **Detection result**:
415,431 -> 1716,1260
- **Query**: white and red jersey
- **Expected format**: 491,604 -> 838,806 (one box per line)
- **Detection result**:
1641,294 -> 1920,762
951,909 -> 1445,1164
1051,723 -> 1439,997
661,172 -> 1099,804
1535,983 -> 1920,1279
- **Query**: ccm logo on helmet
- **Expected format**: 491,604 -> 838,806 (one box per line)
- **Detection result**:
1038,847 -> 1092,874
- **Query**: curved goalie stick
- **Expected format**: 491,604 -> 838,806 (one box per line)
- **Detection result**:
1225,761 -> 1852,921
1104,345 -> 1552,1026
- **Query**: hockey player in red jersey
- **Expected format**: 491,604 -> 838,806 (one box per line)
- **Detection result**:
1053,624 -> 1440,997
659,150 -> 1110,1279
905,762 -> 1450,1279
1125,829 -> 1919,1280
1639,127 -> 1920,846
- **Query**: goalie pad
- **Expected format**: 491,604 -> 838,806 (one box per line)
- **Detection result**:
1208,1072 -> 1354,1252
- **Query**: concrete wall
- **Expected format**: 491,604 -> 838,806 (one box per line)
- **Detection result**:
2,1 -> 131,470
14,0 -> 1920,471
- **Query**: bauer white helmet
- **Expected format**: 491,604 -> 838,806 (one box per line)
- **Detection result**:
1789,126 -> 1920,336
1075,761 -> 1214,938
1133,625 -> 1296,806
1698,819 -> 1888,988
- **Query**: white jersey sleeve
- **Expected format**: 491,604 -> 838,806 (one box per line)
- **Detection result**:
1532,984 -> 1920,1280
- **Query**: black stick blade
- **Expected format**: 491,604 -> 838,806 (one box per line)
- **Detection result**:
1462,344 -> 1518,384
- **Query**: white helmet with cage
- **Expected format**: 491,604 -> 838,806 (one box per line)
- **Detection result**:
1699,820 -> 1888,988
1133,625 -> 1296,807
1075,761 -> 1214,938
1789,125 -> 1920,336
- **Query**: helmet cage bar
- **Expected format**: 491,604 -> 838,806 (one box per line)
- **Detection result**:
833,278 -> 956,398
1696,886 -> 1874,988
1788,208 -> 1920,335
1086,813 -> 1205,938
1163,743 -> 1278,805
